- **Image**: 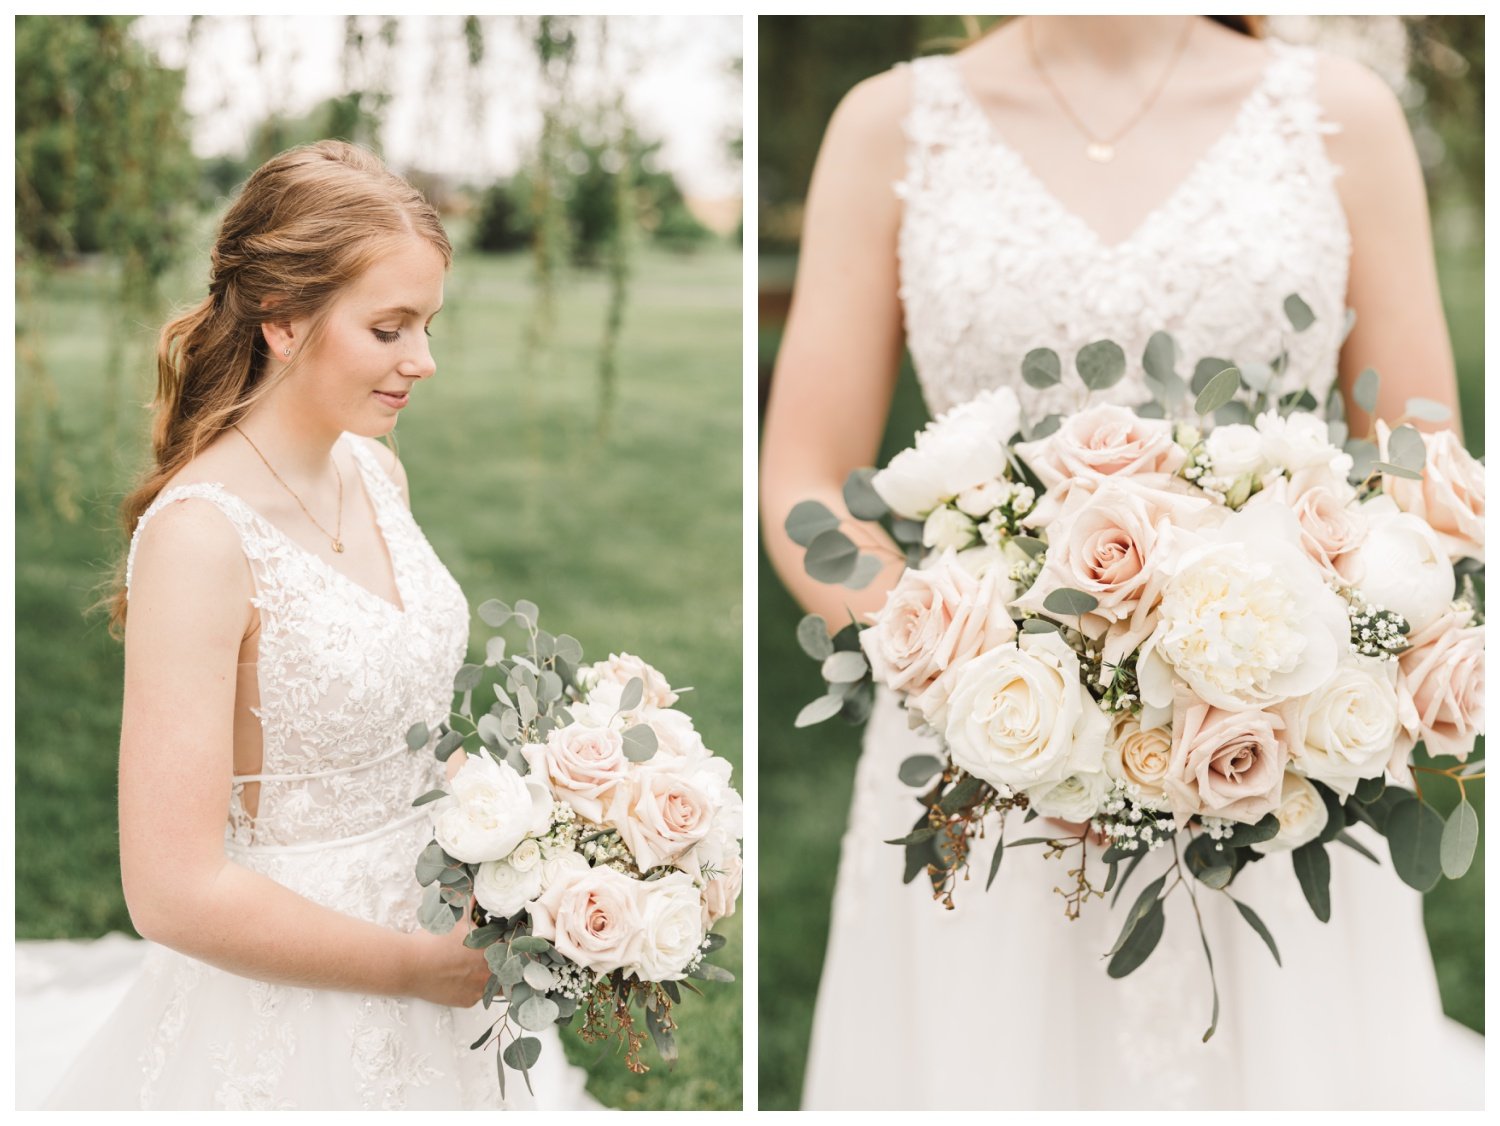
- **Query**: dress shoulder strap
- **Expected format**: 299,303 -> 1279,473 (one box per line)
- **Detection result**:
1258,39 -> 1344,179
342,434 -> 405,515
124,483 -> 269,601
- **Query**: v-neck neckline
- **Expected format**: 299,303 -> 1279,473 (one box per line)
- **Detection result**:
202,434 -> 409,616
939,41 -> 1285,254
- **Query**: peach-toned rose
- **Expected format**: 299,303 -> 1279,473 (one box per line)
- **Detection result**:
521,725 -> 628,823
859,550 -> 1016,728
609,767 -> 716,872
528,862 -> 644,974
1250,770 -> 1329,855
1015,403 -> 1185,489
1378,422 -> 1484,563
1249,466 -> 1368,584
590,652 -> 679,707
1396,603 -> 1484,762
701,851 -> 742,928
1163,696 -> 1289,826
1103,713 -> 1173,809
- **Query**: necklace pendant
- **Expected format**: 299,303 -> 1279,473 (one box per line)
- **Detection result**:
332,540 -> 345,554
1086,142 -> 1115,164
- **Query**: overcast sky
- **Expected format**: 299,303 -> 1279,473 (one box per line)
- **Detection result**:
134,15 -> 742,198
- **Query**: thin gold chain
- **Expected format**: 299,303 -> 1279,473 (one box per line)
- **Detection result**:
233,424 -> 346,553
1025,16 -> 1195,149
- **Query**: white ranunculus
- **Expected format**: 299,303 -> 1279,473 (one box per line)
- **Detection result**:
1285,654 -> 1400,797
943,631 -> 1109,793
1251,771 -> 1329,854
955,478 -> 1012,518
1340,496 -> 1455,633
1203,423 -> 1266,478
1137,503 -> 1347,713
1255,410 -> 1351,476
923,506 -> 979,551
507,837 -> 543,873
1377,422 -> 1484,564
630,873 -> 706,981
1027,767 -> 1111,823
473,853 -> 545,919
433,752 -> 553,864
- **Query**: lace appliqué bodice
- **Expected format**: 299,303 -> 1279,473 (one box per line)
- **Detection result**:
896,39 -> 1351,418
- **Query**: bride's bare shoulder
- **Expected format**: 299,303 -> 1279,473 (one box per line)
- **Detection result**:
822,63 -> 914,156
1314,49 -> 1413,159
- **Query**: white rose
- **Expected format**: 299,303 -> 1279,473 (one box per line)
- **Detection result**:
1015,403 -> 1185,489
859,550 -> 1017,728
943,631 -> 1109,792
1251,771 -> 1329,854
1255,410 -> 1351,476
539,842 -> 588,890
1284,654 -> 1400,797
473,853 -> 545,919
528,862 -> 644,974
922,506 -> 979,551
641,708 -> 712,766
1137,503 -> 1347,714
433,752 -> 553,864
589,652 -> 678,707
629,873 -> 705,981
1377,422 -> 1484,564
1340,496 -> 1455,633
1203,423 -> 1266,478
1028,767 -> 1111,823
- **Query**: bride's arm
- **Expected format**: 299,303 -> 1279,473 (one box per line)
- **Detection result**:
118,499 -> 486,1006
760,70 -> 914,625
1321,54 -> 1463,437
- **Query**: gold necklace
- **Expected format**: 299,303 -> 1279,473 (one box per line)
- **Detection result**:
1026,17 -> 1195,164
233,425 -> 345,553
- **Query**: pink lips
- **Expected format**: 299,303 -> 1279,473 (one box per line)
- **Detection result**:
373,389 -> 409,410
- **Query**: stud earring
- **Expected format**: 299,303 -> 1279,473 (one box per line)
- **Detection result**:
283,347 -> 292,358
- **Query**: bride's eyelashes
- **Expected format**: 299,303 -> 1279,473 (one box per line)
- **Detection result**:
371,325 -> 435,344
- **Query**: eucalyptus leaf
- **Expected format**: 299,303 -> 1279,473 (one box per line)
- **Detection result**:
1283,292 -> 1315,332
843,467 -> 889,521
644,1004 -> 677,1065
1135,400 -> 1166,419
1192,357 -> 1233,395
886,825 -> 938,847
1107,900 -> 1165,977
1292,841 -> 1331,922
843,553 -> 884,591
478,599 -> 512,627
795,694 -> 845,728
1021,617 -> 1060,634
1344,438 -> 1377,482
1028,413 -> 1062,441
898,754 -> 944,788
1354,774 -> 1386,804
1109,872 -> 1169,956
1387,424 -> 1426,472
688,961 -> 736,983
1011,535 -> 1047,559
1142,331 -> 1177,385
1278,389 -> 1317,415
477,713 -> 505,750
503,1035 -> 543,1073
464,922 -> 506,949
1335,830 -> 1381,864
1227,896 -> 1281,966
522,961 -> 557,991
821,650 -> 869,683
890,518 -> 924,545
405,721 -> 430,751
485,636 -> 508,666
410,788 -> 447,808
840,680 -> 875,725
986,836 -> 1005,891
937,774 -> 984,815
1194,366 -> 1241,415
622,724 -> 659,762
1341,307 -> 1357,343
1404,397 -> 1452,423
1387,798 -> 1445,891
415,842 -> 449,886
510,935 -> 553,956
1440,800 -> 1478,880
1042,587 -> 1099,617
434,728 -> 465,762
1219,812 -> 1280,848
516,684 -> 537,726
804,528 -> 860,584
615,677 -> 643,714
1374,461 -> 1423,481
1022,347 -> 1062,388
1077,340 -> 1127,390
1238,361 -> 1273,393
513,599 -> 539,628
454,664 -> 484,693
515,995 -> 560,1032
1184,834 -> 1234,889
1190,900 -> 1222,1042
1110,851 -> 1147,908
1327,420 -> 1349,447
418,881 -> 457,934
796,614 -> 834,661
785,500 -> 841,547
1353,368 -> 1379,414
554,634 -> 584,665
1214,401 -> 1252,426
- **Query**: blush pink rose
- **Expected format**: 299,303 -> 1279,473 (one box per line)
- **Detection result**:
1395,603 -> 1484,762
701,851 -> 743,928
590,652 -> 679,707
521,725 -> 628,823
1015,403 -> 1186,490
609,766 -> 716,872
528,862 -> 644,974
1378,422 -> 1484,563
1163,696 -> 1289,826
860,550 -> 1017,728
1249,466 -> 1368,585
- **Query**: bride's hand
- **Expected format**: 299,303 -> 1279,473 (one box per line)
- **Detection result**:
404,917 -> 491,1008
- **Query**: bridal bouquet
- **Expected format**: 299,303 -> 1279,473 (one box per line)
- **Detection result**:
409,599 -> 741,1093
790,296 -> 1483,1038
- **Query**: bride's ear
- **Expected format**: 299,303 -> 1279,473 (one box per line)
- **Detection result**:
258,299 -> 297,362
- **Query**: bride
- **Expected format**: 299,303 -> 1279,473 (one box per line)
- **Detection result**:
761,15 -> 1482,1111
23,141 -> 592,1110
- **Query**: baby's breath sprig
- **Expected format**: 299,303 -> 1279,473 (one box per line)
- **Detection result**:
1347,599 -> 1410,659
1091,784 -> 1174,854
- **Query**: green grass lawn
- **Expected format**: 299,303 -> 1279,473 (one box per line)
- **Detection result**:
756,237 -> 1486,1110
14,239 -> 743,1111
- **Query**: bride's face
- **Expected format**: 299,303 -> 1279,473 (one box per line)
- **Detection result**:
277,236 -> 447,439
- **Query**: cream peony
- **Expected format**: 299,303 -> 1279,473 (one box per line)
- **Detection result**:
1015,403 -> 1185,489
433,752 -> 553,864
943,631 -> 1108,793
1251,771 -> 1329,854
1163,696 -> 1289,826
521,724 -> 628,823
1103,713 -> 1174,809
1284,654 -> 1400,797
1377,422 -> 1484,564
631,873 -> 706,981
590,652 -> 679,707
1396,603 -> 1484,762
1339,496 -> 1454,633
1137,503 -> 1347,714
871,389 -> 1020,518
860,551 -> 1017,728
528,862 -> 644,974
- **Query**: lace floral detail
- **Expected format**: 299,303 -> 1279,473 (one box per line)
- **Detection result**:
896,40 -> 1350,418
350,996 -> 445,1110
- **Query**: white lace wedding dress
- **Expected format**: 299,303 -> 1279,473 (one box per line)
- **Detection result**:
16,434 -> 594,1110
801,41 -> 1483,1111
